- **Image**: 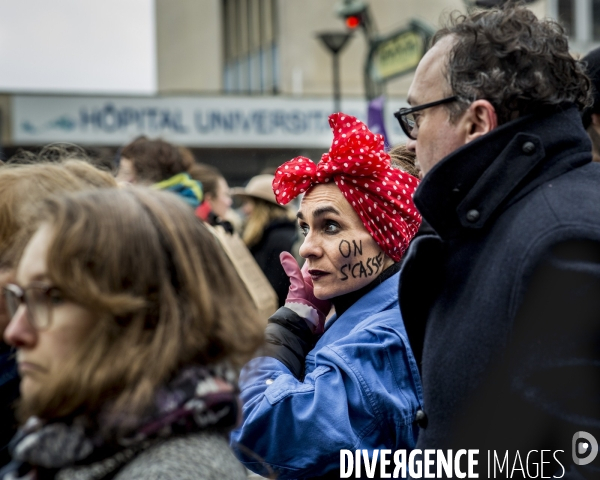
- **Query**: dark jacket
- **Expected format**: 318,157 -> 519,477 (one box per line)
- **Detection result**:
399,105 -> 600,477
0,344 -> 18,468
250,218 -> 297,307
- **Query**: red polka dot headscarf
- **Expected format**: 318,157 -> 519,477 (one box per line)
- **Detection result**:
273,112 -> 421,262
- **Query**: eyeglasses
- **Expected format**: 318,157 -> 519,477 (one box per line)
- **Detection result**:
394,96 -> 458,140
3,282 -> 65,330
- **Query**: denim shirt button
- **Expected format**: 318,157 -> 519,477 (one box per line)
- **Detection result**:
266,379 -> 274,385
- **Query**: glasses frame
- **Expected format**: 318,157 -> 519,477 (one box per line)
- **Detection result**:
3,282 -> 63,330
394,96 -> 458,140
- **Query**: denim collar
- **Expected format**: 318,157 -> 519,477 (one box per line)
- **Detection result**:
322,269 -> 400,339
331,262 -> 401,318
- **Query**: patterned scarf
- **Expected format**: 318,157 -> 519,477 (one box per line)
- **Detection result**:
1,364 -> 239,479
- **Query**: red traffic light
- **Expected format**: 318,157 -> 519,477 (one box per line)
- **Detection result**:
345,14 -> 361,29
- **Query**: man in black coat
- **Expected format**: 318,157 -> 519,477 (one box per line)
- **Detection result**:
397,5 -> 600,478
582,46 -> 600,162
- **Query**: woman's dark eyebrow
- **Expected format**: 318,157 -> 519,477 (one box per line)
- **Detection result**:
312,206 -> 340,219
297,206 -> 341,220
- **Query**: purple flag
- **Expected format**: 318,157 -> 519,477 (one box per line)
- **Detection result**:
367,96 -> 390,149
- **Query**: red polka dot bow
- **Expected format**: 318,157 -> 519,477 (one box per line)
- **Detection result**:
273,112 -> 421,262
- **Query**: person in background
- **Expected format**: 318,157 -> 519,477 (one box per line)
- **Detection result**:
388,144 -> 420,177
388,145 -> 437,241
582,46 -> 600,162
116,136 -> 192,185
188,163 -> 235,234
1,187 -> 264,480
231,113 -> 423,478
0,158 -> 117,468
233,174 -> 297,307
117,136 -> 202,207
7,144 -> 115,173
397,5 -> 600,477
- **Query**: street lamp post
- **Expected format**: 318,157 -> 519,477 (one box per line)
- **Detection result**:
317,32 -> 353,113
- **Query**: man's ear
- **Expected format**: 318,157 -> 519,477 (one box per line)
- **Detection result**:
464,99 -> 497,143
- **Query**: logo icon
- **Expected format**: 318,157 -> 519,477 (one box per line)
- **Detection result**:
573,431 -> 598,466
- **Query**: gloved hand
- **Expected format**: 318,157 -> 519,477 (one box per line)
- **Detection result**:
280,251 -> 332,334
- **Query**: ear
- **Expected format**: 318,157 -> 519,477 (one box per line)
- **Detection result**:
463,99 -> 497,143
591,113 -> 600,128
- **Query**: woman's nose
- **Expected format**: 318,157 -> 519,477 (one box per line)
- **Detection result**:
3,305 -> 37,348
298,231 -> 322,259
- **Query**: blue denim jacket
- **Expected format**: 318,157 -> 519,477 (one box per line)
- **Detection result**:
231,272 -> 423,479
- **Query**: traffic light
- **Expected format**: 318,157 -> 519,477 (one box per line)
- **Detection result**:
336,0 -> 374,38
344,13 -> 362,30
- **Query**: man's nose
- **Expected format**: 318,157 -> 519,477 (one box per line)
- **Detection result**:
3,305 -> 36,348
406,138 -> 417,152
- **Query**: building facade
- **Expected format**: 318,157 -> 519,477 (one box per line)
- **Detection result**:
2,0 -> 580,183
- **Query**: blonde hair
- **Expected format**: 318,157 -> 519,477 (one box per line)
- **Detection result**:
242,198 -> 294,248
61,159 -> 117,188
19,188 -> 263,436
0,161 -> 116,268
8,144 -> 115,172
388,144 -> 420,177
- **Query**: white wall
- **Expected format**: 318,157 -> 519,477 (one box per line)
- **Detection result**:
0,0 -> 157,94
156,0 -> 222,93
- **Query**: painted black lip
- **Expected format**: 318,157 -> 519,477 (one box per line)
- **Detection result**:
308,269 -> 330,280
308,269 -> 328,275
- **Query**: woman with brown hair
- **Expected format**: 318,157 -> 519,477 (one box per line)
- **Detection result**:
0,160 -> 117,468
1,188 -> 264,479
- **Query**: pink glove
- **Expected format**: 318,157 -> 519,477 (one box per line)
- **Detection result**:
280,251 -> 332,334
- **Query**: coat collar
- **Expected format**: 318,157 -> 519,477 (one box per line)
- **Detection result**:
414,105 -> 592,239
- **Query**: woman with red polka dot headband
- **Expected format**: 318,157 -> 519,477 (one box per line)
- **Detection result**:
231,113 -> 424,479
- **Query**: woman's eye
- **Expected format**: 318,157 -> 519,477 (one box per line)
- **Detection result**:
48,289 -> 65,305
299,224 -> 309,237
324,222 -> 340,234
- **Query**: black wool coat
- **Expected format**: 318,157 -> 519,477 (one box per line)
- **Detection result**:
399,105 -> 600,477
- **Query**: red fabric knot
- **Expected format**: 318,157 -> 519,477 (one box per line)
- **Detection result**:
273,112 -> 422,261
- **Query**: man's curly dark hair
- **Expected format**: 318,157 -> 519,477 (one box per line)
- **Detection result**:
433,5 -> 592,125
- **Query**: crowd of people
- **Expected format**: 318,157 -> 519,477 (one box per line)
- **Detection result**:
0,4 -> 600,480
